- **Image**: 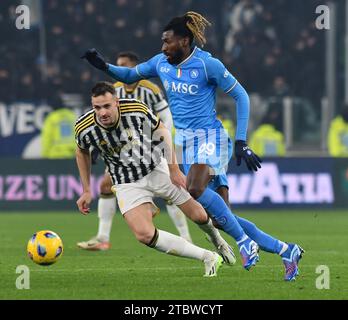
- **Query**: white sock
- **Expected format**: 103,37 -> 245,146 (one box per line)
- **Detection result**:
166,204 -> 192,242
153,229 -> 213,261
197,218 -> 225,246
97,195 -> 116,242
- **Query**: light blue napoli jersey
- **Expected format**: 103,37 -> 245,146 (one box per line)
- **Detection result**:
107,46 -> 250,144
135,47 -> 238,131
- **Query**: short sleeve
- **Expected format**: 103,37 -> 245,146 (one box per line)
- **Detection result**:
74,122 -> 90,150
146,108 -> 161,131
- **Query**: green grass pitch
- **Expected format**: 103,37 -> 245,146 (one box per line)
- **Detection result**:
0,210 -> 347,300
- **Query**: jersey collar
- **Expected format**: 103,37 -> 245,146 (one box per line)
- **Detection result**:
176,46 -> 197,68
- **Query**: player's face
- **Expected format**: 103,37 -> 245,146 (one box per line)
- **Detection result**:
161,30 -> 186,65
116,56 -> 136,68
92,92 -> 119,127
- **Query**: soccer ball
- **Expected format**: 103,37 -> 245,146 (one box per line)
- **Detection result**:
27,230 -> 63,266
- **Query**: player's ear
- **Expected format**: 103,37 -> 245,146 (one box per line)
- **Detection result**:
114,96 -> 120,108
180,37 -> 189,47
177,36 -> 187,47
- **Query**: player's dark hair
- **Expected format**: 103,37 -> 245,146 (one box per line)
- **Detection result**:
163,11 -> 211,47
91,81 -> 115,97
117,51 -> 140,64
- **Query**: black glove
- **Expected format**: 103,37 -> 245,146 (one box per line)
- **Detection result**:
234,140 -> 262,172
81,48 -> 108,71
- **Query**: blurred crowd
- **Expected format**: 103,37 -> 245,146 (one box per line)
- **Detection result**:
223,0 -> 325,103
1,0 -> 325,108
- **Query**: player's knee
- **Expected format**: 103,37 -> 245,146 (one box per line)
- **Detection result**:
193,213 -> 208,224
192,205 -> 208,224
100,185 -> 111,195
187,185 -> 205,199
100,178 -> 112,194
183,200 -> 207,224
134,229 -> 154,245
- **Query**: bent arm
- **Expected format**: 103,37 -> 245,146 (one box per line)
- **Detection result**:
206,57 -> 250,141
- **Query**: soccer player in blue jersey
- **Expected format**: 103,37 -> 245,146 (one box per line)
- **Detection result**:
82,11 -> 304,280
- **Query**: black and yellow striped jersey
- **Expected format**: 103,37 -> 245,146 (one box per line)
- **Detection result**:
113,79 -> 168,113
75,99 -> 162,184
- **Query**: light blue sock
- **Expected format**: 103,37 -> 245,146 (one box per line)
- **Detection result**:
235,216 -> 284,254
196,188 -> 245,242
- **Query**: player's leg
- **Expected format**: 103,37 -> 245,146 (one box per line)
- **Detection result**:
165,202 -> 192,242
187,164 -> 243,239
77,173 -> 115,250
96,173 -> 116,241
186,163 -> 259,270
176,197 -> 236,265
150,159 -> 234,265
123,202 -> 223,277
216,185 -> 304,281
216,184 -> 288,253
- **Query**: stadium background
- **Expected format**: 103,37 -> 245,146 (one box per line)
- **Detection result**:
0,0 -> 347,300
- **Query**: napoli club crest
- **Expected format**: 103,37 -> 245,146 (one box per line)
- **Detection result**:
190,69 -> 199,79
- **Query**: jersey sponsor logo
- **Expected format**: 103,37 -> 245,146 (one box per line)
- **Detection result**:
160,66 -> 170,73
190,69 -> 199,79
223,70 -> 229,78
170,81 -> 199,95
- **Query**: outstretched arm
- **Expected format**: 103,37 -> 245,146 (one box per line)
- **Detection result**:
81,48 -> 160,84
106,64 -> 141,84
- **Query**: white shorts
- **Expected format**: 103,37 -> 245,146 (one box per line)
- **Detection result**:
111,159 -> 191,215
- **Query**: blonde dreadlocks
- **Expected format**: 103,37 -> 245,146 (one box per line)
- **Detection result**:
184,11 -> 211,47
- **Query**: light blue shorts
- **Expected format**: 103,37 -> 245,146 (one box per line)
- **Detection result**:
179,129 -> 233,190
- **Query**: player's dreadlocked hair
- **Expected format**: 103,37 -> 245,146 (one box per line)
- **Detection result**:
163,11 -> 211,47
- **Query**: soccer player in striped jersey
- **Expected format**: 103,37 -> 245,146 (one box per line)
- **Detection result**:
77,52 -> 192,251
82,12 -> 304,281
75,81 -> 237,276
